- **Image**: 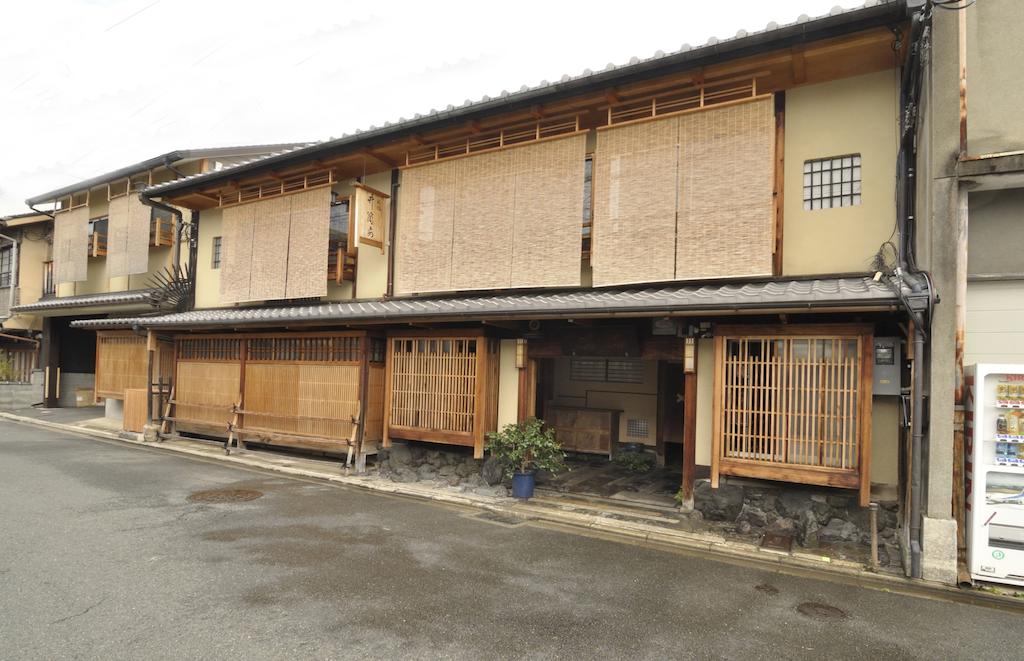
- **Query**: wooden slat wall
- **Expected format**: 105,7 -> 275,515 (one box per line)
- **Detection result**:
0,348 -> 36,383
364,364 -> 386,442
713,326 -> 872,503
592,116 -> 679,286
677,98 -> 774,279
395,134 -> 585,295
53,206 -> 89,284
243,363 -> 360,443
175,361 -> 242,428
95,331 -> 148,399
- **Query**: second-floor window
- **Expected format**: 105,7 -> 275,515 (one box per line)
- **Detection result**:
803,154 -> 861,210
0,246 -> 11,287
212,236 -> 222,269
582,155 -> 593,256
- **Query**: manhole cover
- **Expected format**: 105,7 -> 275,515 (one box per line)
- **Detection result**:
796,602 -> 848,620
755,583 -> 780,596
188,489 -> 263,503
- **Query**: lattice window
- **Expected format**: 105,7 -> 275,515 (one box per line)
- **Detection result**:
247,336 -> 361,363
177,337 -> 243,361
389,337 -> 479,434
570,358 -> 645,384
0,246 -> 11,288
368,337 -> 386,364
211,236 -> 222,269
714,327 -> 872,504
626,418 -> 650,439
803,154 -> 861,210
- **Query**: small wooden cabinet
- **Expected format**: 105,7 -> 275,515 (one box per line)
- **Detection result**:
548,405 -> 621,457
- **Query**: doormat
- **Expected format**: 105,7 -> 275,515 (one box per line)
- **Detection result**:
760,531 -> 794,554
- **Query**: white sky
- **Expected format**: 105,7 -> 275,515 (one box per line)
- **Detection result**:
0,0 -> 857,214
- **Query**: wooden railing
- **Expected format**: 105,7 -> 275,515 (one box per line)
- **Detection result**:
328,245 -> 356,283
91,230 -> 108,257
150,213 -> 174,247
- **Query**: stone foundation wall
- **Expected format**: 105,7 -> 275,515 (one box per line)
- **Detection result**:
0,369 -> 44,410
694,479 -> 901,567
379,443 -> 508,497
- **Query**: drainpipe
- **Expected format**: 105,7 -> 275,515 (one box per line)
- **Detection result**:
385,168 -> 399,298
896,4 -> 932,579
138,194 -> 184,276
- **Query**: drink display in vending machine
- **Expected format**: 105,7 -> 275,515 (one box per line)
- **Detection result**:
966,364 -> 1024,587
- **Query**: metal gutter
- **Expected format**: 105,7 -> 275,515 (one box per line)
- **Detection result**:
144,2 -> 907,200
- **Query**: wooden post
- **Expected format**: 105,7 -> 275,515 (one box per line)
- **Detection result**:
146,331 -> 156,424
681,338 -> 698,509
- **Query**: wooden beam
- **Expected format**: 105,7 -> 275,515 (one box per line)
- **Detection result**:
681,367 -> 698,508
791,45 -> 807,84
361,148 -> 397,168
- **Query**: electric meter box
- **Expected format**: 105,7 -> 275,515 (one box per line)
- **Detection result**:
872,337 -> 901,396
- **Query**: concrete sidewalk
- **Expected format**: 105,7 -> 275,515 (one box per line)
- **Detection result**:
1,408 -> 1019,612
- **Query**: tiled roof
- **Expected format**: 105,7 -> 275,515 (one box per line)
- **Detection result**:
12,289 -> 156,313
68,277 -> 901,330
143,1 -> 904,198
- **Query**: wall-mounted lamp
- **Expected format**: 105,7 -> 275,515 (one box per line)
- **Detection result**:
684,337 -> 696,373
515,338 -> 527,369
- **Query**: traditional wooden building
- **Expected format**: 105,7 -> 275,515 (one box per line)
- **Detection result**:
12,145 -> 305,415
50,1 -> 978,578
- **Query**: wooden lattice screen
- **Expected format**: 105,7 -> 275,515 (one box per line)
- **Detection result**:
712,325 -> 873,505
384,331 -> 500,458
171,332 -> 386,452
95,331 -> 173,400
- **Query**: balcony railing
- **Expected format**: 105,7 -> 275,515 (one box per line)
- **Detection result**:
328,245 -> 356,283
151,212 -> 174,247
91,230 -> 108,257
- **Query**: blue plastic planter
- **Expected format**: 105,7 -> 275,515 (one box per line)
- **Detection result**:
511,471 -> 536,499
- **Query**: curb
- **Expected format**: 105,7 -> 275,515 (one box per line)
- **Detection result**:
3,410 -> 1023,613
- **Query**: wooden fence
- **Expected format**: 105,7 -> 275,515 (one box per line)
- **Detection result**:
95,331 -> 173,400
170,332 -> 385,455
712,325 -> 873,506
384,330 -> 500,458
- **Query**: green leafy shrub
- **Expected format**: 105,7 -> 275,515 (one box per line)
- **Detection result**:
612,451 -> 655,473
486,418 -> 566,478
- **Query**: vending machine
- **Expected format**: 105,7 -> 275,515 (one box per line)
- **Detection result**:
966,364 -> 1024,587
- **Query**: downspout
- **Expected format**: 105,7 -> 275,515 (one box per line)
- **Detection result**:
896,2 -> 932,579
138,194 -> 184,277
385,168 -> 399,298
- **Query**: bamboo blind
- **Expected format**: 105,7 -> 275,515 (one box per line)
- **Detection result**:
388,337 -> 479,435
249,195 -> 290,301
219,187 -> 331,304
175,337 -> 244,428
395,134 -> 585,295
106,195 -> 152,278
677,98 -> 774,279
285,187 -> 331,299
96,332 -> 148,399
717,334 -> 865,478
592,97 -> 775,286
450,149 -> 515,290
53,206 -> 89,284
243,363 -> 360,441
395,159 -> 457,295
592,116 -> 679,286
220,203 -> 256,303
509,134 -> 586,288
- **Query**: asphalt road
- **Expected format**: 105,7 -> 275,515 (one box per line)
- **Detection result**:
0,420 -> 1018,660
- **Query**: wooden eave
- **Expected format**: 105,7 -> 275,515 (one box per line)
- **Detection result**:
165,25 -> 905,210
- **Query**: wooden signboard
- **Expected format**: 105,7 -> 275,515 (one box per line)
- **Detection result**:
352,183 -> 389,251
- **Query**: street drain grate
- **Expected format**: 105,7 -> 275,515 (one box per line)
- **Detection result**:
473,511 -> 528,527
188,489 -> 263,503
796,602 -> 848,620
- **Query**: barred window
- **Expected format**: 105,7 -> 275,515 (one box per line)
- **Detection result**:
212,236 -> 222,269
0,246 -> 11,287
803,154 -> 861,210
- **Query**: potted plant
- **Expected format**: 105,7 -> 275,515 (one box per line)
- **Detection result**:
486,417 -> 566,499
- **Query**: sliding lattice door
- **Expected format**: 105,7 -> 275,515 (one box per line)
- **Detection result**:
712,326 -> 873,505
